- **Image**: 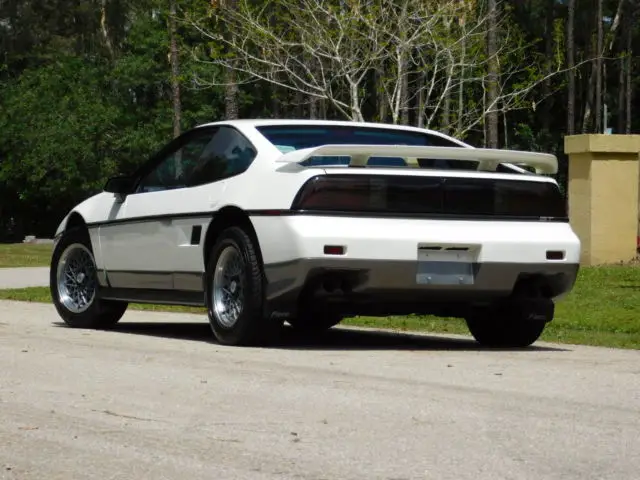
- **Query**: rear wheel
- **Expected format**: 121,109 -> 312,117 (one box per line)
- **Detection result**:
50,228 -> 128,329
205,226 -> 280,346
465,298 -> 553,348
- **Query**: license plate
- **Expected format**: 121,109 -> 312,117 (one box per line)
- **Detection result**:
416,245 -> 477,285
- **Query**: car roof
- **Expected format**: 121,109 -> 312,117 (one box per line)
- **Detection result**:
191,119 -> 551,176
194,119 -> 470,147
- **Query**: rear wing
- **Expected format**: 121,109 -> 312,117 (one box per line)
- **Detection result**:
275,144 -> 558,175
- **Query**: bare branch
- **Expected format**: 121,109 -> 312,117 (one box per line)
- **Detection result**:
185,0 -> 591,138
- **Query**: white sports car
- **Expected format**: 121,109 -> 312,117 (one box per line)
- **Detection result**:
50,119 -> 581,347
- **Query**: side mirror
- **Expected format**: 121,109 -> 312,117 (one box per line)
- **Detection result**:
104,175 -> 134,199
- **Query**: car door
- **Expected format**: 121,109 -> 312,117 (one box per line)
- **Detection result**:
99,126 -> 256,291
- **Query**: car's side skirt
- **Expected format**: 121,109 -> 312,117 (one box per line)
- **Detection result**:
97,269 -> 204,291
99,287 -> 206,307
97,269 -> 207,307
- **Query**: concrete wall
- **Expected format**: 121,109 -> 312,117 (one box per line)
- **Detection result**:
565,134 -> 640,265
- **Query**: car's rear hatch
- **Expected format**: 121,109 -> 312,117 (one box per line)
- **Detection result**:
281,144 -> 567,223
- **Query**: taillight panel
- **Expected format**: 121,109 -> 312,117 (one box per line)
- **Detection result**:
291,174 -> 568,221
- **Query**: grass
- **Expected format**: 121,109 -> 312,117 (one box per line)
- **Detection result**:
1,265 -> 639,349
0,243 -> 53,268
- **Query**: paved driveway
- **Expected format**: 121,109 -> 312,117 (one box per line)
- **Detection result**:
1,300 -> 639,480
0,267 -> 49,289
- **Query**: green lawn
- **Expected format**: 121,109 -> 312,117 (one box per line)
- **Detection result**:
0,243 -> 53,268
1,265 -> 639,349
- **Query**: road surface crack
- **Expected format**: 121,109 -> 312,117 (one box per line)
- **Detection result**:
91,409 -> 162,423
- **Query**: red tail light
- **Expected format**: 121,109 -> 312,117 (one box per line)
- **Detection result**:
292,176 -> 372,211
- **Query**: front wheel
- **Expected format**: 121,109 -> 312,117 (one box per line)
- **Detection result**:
205,226 -> 280,346
50,228 -> 128,329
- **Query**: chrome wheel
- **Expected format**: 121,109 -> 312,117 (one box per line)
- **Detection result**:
212,245 -> 246,328
56,243 -> 97,314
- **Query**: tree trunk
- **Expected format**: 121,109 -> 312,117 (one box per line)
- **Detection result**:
309,95 -> 318,120
100,0 -> 114,59
399,0 -> 410,126
482,77 -> 487,147
295,90 -> 304,118
581,10 -> 597,134
581,68 -> 597,133
567,0 -> 575,134
168,0 -> 181,138
392,47 -> 405,124
595,0 -> 603,133
542,0 -> 554,132
618,52 -> 625,133
270,84 -> 280,118
320,98 -> 327,120
486,0 -> 499,148
442,85 -> 450,134
400,63 -> 409,125
417,72 -> 425,128
224,70 -> 239,119
603,61 -> 608,131
457,35 -> 466,135
503,109 -> 508,148
618,0 -> 628,133
625,3 -> 632,133
348,78 -> 364,122
377,69 -> 387,122
223,0 -> 239,119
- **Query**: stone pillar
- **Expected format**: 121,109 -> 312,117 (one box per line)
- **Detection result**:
565,134 -> 640,265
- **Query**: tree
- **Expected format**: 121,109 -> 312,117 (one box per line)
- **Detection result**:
1,0 -> 639,239
486,0 -> 499,147
168,0 -> 183,137
567,0 -> 575,135
187,0 -> 575,142
0,57 -> 121,236
595,0 -> 603,133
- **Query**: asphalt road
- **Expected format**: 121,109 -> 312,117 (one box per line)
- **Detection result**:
1,300 -> 639,480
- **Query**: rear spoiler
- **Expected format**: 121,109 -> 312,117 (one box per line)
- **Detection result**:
275,144 -> 558,175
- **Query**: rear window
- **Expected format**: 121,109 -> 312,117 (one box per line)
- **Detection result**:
256,125 -> 477,170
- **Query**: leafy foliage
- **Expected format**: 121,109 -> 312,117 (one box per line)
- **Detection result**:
0,0 -> 639,240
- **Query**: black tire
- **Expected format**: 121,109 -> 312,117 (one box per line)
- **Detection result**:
50,227 -> 128,329
205,226 -> 279,346
465,303 -> 550,348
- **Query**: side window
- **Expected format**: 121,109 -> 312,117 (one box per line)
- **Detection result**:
136,129 -> 217,193
186,127 -> 257,187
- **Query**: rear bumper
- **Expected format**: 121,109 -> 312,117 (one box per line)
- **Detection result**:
251,215 -> 581,264
251,214 -> 581,318
263,258 -> 579,318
